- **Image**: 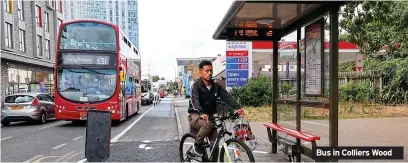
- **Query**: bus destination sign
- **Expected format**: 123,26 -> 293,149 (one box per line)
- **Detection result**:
62,55 -> 110,65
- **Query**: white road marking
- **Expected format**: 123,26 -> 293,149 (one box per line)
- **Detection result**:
1,136 -> 13,141
24,155 -> 43,162
111,105 -> 155,142
39,121 -> 68,130
73,136 -> 83,140
145,147 -> 153,150
52,143 -> 68,149
139,144 -> 147,149
77,158 -> 87,163
142,140 -> 151,143
253,150 -> 269,154
302,120 -> 329,127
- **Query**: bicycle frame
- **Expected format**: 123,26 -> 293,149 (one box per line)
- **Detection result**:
204,115 -> 240,162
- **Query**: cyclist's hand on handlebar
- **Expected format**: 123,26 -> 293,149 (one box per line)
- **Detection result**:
235,108 -> 245,117
200,114 -> 209,122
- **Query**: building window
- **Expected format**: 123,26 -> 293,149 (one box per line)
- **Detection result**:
3,0 -> 12,13
19,29 -> 26,52
44,12 -> 49,32
35,5 -> 42,27
50,0 -> 56,8
36,35 -> 43,57
5,23 -> 12,48
17,0 -> 24,20
45,40 -> 50,59
56,18 -> 62,31
57,0 -> 62,12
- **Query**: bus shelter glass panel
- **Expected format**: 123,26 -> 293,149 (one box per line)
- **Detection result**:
299,15 -> 331,148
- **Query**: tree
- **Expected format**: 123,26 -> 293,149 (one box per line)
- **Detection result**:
152,75 -> 160,82
339,1 -> 408,104
339,1 -> 408,57
173,81 -> 179,91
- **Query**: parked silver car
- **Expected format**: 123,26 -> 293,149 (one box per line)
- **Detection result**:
1,92 -> 55,126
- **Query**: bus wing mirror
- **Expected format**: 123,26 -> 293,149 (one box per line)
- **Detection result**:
85,110 -> 111,162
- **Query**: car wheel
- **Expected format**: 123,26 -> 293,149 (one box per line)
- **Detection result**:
39,112 -> 46,124
1,121 -> 10,126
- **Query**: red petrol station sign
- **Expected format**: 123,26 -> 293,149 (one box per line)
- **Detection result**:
226,51 -> 248,57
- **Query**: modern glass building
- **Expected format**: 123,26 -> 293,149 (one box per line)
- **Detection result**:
62,0 -> 139,48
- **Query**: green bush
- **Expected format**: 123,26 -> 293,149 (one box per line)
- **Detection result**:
339,81 -> 371,102
232,75 -> 272,107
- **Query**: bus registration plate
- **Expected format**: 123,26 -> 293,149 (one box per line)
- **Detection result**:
80,112 -> 87,120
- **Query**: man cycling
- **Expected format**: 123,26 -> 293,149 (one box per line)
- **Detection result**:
187,60 -> 244,156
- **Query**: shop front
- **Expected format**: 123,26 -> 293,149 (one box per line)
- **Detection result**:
1,60 -> 54,98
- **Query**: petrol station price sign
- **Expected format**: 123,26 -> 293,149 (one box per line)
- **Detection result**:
225,41 -> 251,88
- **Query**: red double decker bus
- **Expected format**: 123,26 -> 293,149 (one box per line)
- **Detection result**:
54,20 -> 141,123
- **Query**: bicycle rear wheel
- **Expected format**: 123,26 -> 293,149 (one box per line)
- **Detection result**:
219,138 -> 255,162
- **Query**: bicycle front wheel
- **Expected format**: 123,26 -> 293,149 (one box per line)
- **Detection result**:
179,133 -> 198,162
219,138 -> 255,163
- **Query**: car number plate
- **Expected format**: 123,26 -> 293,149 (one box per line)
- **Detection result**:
80,112 -> 87,120
10,106 -> 24,110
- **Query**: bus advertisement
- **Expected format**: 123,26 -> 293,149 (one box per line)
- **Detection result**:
54,20 -> 141,122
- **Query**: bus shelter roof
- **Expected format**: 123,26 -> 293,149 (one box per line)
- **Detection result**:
212,1 -> 348,41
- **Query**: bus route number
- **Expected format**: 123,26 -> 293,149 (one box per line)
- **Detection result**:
97,57 -> 107,65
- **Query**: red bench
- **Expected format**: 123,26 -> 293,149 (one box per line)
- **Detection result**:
263,122 -> 321,161
263,122 -> 320,142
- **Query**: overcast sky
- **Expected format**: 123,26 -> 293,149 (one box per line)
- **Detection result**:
138,0 -> 298,81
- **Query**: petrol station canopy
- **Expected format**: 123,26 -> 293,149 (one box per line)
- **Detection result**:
213,1 -> 347,41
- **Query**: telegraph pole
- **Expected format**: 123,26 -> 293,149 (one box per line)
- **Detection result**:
147,60 -> 151,82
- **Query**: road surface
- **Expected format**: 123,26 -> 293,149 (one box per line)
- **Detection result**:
1,104 -> 152,162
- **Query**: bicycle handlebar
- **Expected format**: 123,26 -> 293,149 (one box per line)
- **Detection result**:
214,112 -> 240,121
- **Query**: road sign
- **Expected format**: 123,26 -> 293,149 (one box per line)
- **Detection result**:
226,70 -> 249,87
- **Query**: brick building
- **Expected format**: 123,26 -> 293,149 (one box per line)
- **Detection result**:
1,0 -> 63,101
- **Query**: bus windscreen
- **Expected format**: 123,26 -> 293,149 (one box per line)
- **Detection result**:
59,22 -> 116,51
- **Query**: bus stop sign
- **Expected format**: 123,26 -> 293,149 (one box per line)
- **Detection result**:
85,110 -> 111,162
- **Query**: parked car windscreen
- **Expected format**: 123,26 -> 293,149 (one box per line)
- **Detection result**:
5,95 -> 34,103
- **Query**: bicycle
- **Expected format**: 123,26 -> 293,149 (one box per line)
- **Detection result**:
179,111 -> 255,162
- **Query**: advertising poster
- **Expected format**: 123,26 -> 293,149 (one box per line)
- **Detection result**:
304,18 -> 324,96
183,73 -> 191,97
225,41 -> 252,89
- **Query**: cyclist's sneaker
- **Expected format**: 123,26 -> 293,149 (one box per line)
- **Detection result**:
192,142 -> 205,157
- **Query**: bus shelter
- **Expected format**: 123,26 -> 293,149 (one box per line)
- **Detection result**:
213,1 -> 348,162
